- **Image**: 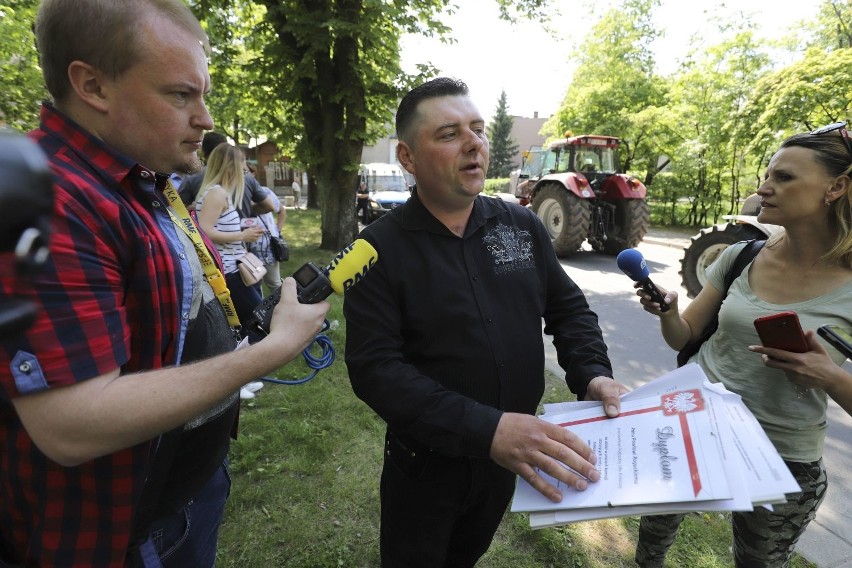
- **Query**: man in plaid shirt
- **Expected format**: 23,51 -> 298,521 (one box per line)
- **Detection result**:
0,1 -> 330,566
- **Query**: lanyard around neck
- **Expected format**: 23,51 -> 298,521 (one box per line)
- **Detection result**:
160,179 -> 242,329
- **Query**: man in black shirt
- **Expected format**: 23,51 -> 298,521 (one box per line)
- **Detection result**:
344,77 -> 628,567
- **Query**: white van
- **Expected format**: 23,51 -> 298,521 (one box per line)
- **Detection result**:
358,162 -> 410,223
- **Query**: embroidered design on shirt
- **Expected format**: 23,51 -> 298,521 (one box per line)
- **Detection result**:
484,223 -> 534,274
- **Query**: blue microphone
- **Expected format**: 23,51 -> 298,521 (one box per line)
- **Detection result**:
616,249 -> 670,312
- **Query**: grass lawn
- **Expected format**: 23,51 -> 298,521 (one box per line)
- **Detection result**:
216,209 -> 815,568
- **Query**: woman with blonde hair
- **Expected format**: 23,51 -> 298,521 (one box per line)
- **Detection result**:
195,144 -> 267,397
633,123 -> 852,567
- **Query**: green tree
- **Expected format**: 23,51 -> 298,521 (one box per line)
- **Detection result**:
664,26 -> 772,226
193,0 -> 553,251
197,1 -> 271,147
736,1 -> 852,196
261,0 -> 420,246
742,47 -> 852,149
800,0 -> 852,50
543,0 -> 666,182
0,0 -> 47,132
486,90 -> 519,178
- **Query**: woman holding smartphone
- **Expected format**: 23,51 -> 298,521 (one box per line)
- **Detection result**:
632,124 -> 852,567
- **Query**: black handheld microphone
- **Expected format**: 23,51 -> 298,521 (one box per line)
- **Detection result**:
616,248 -> 670,312
249,239 -> 378,337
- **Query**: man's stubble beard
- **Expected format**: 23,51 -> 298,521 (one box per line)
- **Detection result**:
176,152 -> 203,175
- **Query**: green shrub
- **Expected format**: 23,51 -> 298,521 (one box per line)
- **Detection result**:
484,178 -> 510,195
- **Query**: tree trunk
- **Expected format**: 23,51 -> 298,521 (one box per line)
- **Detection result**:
262,0 -> 367,251
306,170 -> 319,209
317,162 -> 360,251
232,116 -> 241,147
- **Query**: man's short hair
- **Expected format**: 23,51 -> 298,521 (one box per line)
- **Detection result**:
202,132 -> 228,160
395,77 -> 469,143
35,0 -> 210,102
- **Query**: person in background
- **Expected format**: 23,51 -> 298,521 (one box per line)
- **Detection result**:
180,131 -> 276,218
257,193 -> 286,293
0,1 -> 330,566
246,163 -> 286,294
193,143 -> 264,324
632,124 -> 852,567
344,77 -> 628,568
356,179 -> 370,224
291,177 -> 302,209
194,143 -> 268,399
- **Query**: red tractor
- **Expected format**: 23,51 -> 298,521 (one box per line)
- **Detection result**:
513,134 -> 649,257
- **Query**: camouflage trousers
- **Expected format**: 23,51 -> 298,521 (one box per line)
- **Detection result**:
635,458 -> 827,568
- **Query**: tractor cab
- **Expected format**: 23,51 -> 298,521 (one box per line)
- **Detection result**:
551,135 -> 620,174
515,135 -> 622,205
514,133 -> 649,257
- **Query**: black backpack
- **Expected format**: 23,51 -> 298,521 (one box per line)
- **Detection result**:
677,239 -> 766,367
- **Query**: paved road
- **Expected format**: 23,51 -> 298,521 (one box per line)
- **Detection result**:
542,228 -> 852,568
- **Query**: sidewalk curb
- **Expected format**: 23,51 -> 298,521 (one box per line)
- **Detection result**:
643,235 -> 690,250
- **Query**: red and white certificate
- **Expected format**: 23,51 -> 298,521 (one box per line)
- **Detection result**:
511,364 -> 799,526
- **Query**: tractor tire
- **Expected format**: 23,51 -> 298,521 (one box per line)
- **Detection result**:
532,184 -> 591,257
597,199 -> 650,255
679,224 -> 766,299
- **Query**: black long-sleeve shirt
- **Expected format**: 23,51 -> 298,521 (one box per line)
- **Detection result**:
344,193 -> 612,459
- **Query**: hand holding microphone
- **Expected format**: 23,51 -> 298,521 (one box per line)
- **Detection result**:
249,239 -> 378,337
616,249 -> 671,313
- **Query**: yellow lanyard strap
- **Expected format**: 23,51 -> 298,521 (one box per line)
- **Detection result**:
161,180 -> 241,329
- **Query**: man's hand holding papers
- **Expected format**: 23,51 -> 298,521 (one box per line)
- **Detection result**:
491,376 -> 627,503
511,364 -> 801,528
491,413 -> 601,502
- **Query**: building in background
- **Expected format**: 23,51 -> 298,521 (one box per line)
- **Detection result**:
243,141 -> 305,207
509,112 -> 548,170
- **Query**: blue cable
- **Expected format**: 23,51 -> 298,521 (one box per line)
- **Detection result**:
260,321 -> 336,385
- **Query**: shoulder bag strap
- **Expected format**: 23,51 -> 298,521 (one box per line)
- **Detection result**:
723,239 -> 766,294
676,238 -> 765,366
257,214 -> 273,234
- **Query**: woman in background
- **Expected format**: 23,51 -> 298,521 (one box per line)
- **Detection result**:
245,163 -> 286,295
195,144 -> 266,399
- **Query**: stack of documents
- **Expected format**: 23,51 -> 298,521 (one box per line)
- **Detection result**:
511,363 -> 801,529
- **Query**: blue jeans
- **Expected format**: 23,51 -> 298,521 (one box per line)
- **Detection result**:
137,460 -> 232,568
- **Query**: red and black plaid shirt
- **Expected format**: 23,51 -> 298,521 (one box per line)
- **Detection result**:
0,104 -> 200,567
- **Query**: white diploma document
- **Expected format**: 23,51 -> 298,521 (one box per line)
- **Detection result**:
511,364 -> 801,527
